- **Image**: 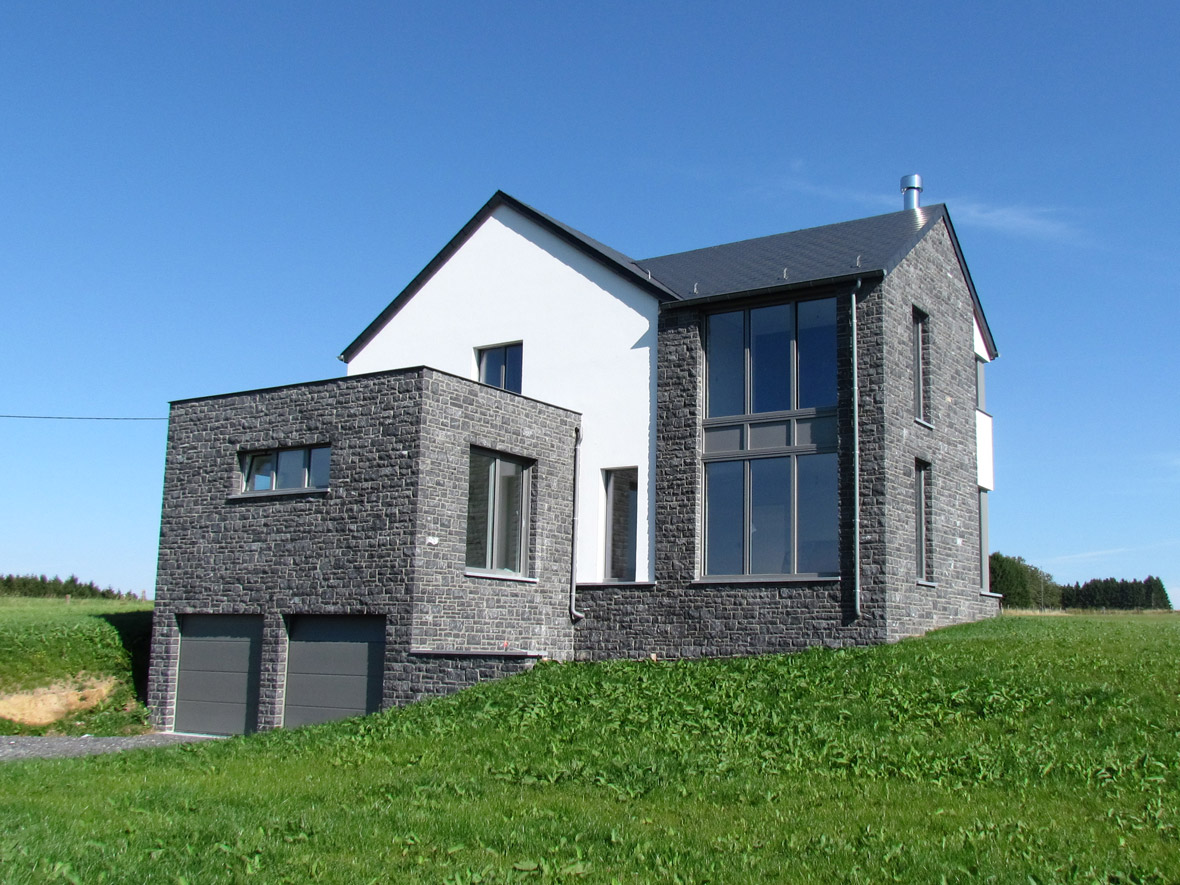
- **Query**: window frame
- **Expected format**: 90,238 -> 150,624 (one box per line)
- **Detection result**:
477,342 -> 523,394
913,307 -> 931,425
604,467 -> 639,582
465,448 -> 532,578
701,297 -> 839,579
915,459 -> 933,583
239,445 -> 330,495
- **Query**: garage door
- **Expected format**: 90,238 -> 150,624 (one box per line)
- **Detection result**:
175,615 -> 263,736
283,616 -> 385,728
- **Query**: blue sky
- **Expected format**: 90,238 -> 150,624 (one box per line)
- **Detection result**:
2,1 -> 1177,603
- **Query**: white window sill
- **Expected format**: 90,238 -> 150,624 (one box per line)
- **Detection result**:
464,569 -> 538,584
916,579 -> 938,588
692,574 -> 841,585
980,590 -> 1003,598
914,418 -> 935,430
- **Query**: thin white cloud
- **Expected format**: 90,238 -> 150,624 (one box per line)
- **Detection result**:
1044,538 -> 1180,565
948,200 -> 1085,244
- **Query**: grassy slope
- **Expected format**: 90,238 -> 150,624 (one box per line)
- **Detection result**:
0,597 -> 154,736
1,614 -> 1177,883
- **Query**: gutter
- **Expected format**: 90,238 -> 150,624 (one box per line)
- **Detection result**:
569,425 -> 585,621
849,278 -> 862,619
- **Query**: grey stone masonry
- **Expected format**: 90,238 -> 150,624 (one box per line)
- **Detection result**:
149,367 -> 578,731
871,221 -> 999,639
575,218 -> 996,661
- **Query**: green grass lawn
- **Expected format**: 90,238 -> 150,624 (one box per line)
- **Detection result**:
0,597 -> 153,736
1,614 -> 1177,883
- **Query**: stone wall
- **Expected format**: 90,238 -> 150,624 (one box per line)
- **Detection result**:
873,221 -> 1000,639
149,367 -> 578,731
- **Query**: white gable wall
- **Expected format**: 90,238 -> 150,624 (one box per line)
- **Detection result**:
346,206 -> 658,583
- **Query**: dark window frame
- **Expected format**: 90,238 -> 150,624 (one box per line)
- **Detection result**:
913,307 -> 931,424
915,459 -> 933,582
465,448 -> 532,577
702,297 -> 839,578
604,468 -> 639,582
240,445 -> 330,494
477,342 -> 523,394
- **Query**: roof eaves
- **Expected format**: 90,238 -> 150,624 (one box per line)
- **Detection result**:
660,270 -> 884,310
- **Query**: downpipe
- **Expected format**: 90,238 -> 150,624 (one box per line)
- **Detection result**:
569,425 -> 585,621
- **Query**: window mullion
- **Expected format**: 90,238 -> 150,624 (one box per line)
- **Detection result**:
743,460 -> 751,576
486,458 -> 499,570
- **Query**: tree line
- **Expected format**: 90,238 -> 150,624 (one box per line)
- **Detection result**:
0,573 -> 144,600
989,552 -> 1171,610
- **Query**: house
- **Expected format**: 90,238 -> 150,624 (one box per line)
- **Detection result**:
148,176 -> 999,735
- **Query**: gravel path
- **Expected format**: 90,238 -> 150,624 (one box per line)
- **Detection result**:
1,733 -> 220,761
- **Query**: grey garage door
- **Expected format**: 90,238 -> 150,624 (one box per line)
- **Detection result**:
175,615 -> 263,736
283,616 -> 385,728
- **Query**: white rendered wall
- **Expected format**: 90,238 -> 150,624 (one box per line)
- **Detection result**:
976,410 -> 994,490
347,206 -> 658,583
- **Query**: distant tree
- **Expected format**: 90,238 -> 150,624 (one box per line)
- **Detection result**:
989,552 -> 1061,609
1063,575 -> 1171,610
0,573 -> 135,599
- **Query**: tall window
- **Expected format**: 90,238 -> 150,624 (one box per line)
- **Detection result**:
478,343 -> 523,394
604,468 -> 638,581
703,298 -> 838,576
466,449 -> 530,575
913,307 -> 930,423
241,446 -> 330,493
915,460 -> 933,582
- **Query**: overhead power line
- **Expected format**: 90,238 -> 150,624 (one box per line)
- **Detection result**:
0,414 -> 167,421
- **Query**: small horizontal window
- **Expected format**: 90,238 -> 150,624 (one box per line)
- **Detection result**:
241,446 -> 330,493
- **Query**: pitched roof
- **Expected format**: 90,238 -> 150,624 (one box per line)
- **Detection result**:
339,191 -> 677,363
341,193 -> 998,363
635,204 -> 997,358
636,206 -> 944,299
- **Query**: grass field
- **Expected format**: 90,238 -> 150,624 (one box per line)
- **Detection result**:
1,613 -> 1177,883
0,597 -> 153,736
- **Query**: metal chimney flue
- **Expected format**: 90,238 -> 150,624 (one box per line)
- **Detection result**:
901,174 -> 923,210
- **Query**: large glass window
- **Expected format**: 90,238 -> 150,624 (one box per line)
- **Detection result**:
703,297 -> 838,577
466,449 -> 530,575
478,343 -> 523,394
241,446 -> 330,493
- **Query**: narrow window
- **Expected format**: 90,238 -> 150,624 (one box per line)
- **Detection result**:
913,308 -> 929,422
915,460 -> 932,581
604,468 -> 638,581
466,449 -> 530,575
979,488 -> 990,591
241,446 -> 329,493
478,343 -> 523,394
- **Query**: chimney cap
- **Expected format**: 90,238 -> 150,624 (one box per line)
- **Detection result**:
900,173 -> 923,209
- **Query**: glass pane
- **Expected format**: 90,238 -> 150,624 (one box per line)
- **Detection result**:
748,421 -> 789,450
466,451 -> 495,568
275,449 -> 306,489
245,453 -> 274,491
750,457 -> 792,574
797,453 -> 838,573
504,343 -> 523,394
795,416 -> 837,448
704,425 -> 744,453
707,311 -> 745,418
308,447 -> 330,488
479,347 -> 506,389
606,468 -> 638,581
704,461 -> 744,575
750,304 -> 792,413
797,298 -> 837,409
493,459 -> 524,572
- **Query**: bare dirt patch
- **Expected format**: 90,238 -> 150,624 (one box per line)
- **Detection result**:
0,677 -> 118,726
